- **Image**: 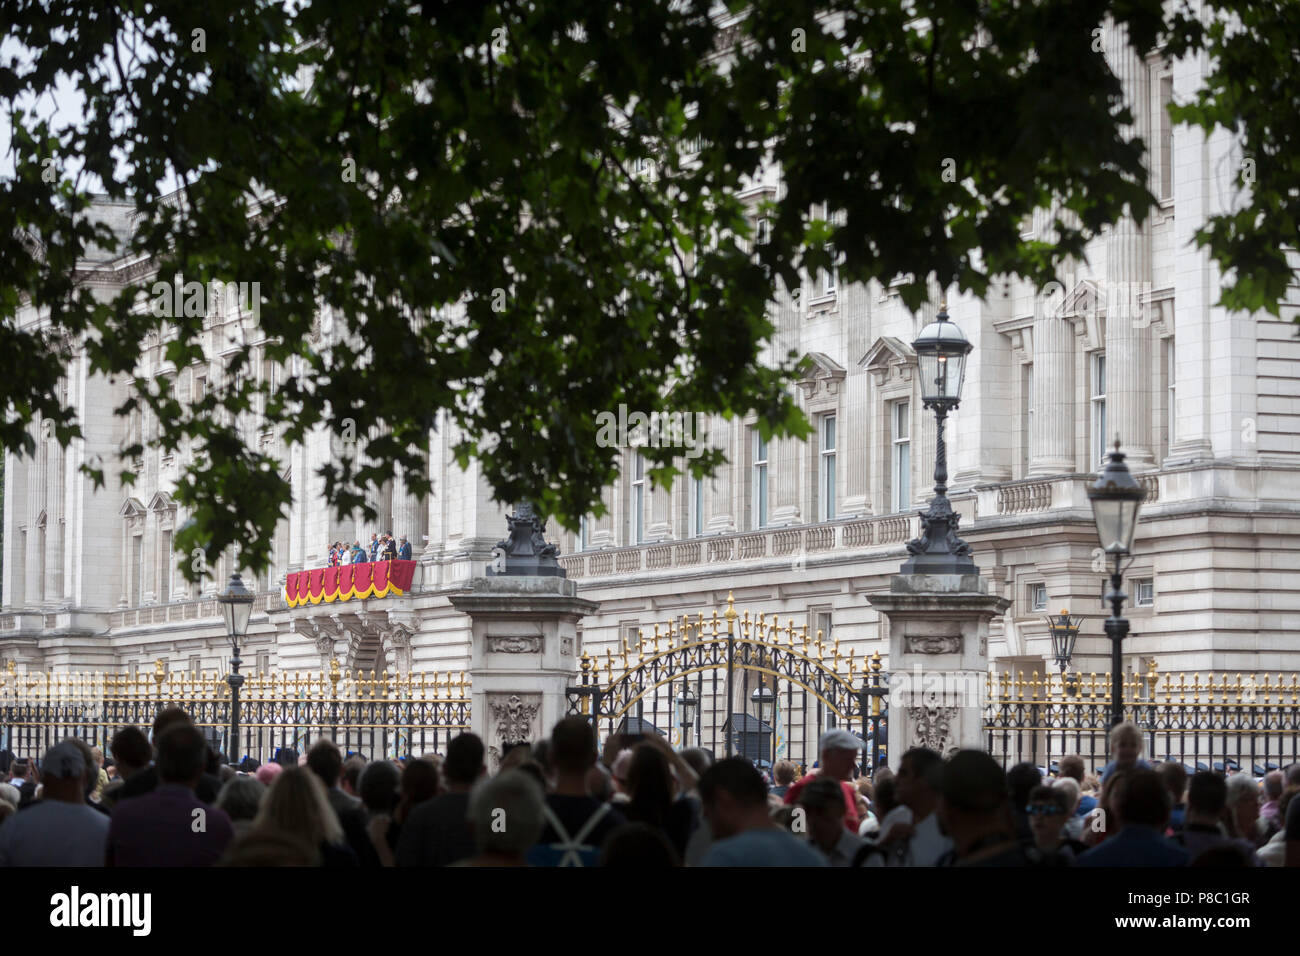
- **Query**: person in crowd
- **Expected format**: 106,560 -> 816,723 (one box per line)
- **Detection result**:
455,770 -> 546,867
341,755 -> 366,799
359,760 -> 402,866
855,778 -> 879,837
307,738 -> 379,867
0,741 -> 109,867
328,542 -> 341,567
65,738 -> 109,817
1260,770 -> 1285,836
256,761 -> 284,787
381,533 -> 398,561
1076,768 -> 1189,867
216,775 -> 266,841
1224,772 -> 1262,847
108,722 -> 235,866
529,719 -> 627,866
1258,786 -> 1298,866
397,535 -> 412,561
800,776 -> 864,866
1159,761 -> 1188,835
600,822 -> 680,867
782,729 -> 863,832
218,830 -> 323,867
1007,763 -> 1042,843
1058,754 -> 1098,819
1177,771 -> 1258,864
368,533 -> 380,562
936,750 -> 1037,866
620,737 -> 698,861
350,540 -> 365,564
0,778 -> 18,809
1081,768 -> 1128,848
1053,777 -> 1086,841
679,748 -> 715,866
88,747 -> 108,803
244,766 -> 356,867
8,760 -> 37,807
103,725 -> 151,810
1024,784 -> 1085,863
116,708 -> 222,804
769,760 -> 797,802
870,747 -> 952,866
698,758 -> 825,866
1100,721 -> 1151,783
387,757 -> 440,855
397,733 -> 484,866
1288,764 -> 1300,867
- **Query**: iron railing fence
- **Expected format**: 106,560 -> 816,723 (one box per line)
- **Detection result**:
0,659 -> 470,764
984,667 -> 1300,775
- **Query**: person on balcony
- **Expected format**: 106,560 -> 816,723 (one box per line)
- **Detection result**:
397,535 -> 412,561
381,534 -> 398,561
350,541 -> 366,564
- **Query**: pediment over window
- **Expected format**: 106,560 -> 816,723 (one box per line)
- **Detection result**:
118,497 -> 146,518
1056,279 -> 1105,351
796,351 -> 847,402
858,337 -> 916,386
35,509 -> 47,530
148,491 -> 176,513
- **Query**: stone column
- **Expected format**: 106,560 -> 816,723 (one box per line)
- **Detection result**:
450,575 -> 598,771
1030,313 -> 1076,475
1103,21 -> 1154,469
867,573 -> 1009,766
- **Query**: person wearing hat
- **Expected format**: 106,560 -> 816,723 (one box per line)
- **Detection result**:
782,728 -> 864,833
0,740 -> 110,866
380,533 -> 397,561
397,535 -> 412,561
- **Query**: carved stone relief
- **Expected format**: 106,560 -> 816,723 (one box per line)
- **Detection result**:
907,705 -> 959,753
904,635 -> 961,655
486,635 -> 542,654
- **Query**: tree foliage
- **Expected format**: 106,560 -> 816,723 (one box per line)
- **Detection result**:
0,1 -> 1293,579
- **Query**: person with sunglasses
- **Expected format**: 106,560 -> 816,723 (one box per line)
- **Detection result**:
1025,784 -> 1086,864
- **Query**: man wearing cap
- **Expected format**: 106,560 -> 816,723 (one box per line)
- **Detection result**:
397,535 -> 412,561
0,740 -> 109,866
782,728 -> 863,833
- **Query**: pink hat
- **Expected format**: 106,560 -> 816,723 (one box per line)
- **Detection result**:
255,762 -> 284,785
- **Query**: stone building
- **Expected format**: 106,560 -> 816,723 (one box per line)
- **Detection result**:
3,24 -> 1298,727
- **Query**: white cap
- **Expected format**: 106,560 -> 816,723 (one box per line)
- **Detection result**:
820,728 -> 865,753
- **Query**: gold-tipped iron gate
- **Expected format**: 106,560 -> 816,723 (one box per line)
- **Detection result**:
566,593 -> 887,774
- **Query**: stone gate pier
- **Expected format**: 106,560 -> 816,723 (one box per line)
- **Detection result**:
449,504 -> 597,769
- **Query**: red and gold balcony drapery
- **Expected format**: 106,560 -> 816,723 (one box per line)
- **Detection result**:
284,560 -> 417,607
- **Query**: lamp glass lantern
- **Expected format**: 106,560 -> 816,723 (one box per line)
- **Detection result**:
676,688 -> 699,729
912,307 -> 973,405
217,572 -> 255,642
1087,441 -> 1144,555
1045,608 -> 1082,672
751,685 -> 776,726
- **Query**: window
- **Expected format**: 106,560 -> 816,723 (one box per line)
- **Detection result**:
1091,354 -> 1107,465
752,431 -> 769,529
1159,75 -> 1173,202
160,530 -> 173,604
578,515 -> 590,552
256,651 -> 270,675
819,415 -> 837,521
1022,365 -> 1034,476
812,609 -> 833,644
1136,579 -> 1154,607
891,402 -> 910,513
188,655 -> 202,676
821,262 -> 838,297
1030,583 -> 1047,612
1165,339 -> 1176,452
629,454 -> 645,545
132,535 -> 143,607
689,476 -> 704,538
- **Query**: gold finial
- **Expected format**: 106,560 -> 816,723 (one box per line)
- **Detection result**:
724,591 -> 737,622
870,650 -> 882,673
329,657 -> 341,686
154,659 -> 166,685
581,651 -> 591,675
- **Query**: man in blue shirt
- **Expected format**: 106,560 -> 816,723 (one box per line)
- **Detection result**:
1077,768 -> 1189,867
699,758 -> 825,866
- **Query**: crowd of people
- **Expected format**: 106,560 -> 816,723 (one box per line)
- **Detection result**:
327,532 -> 412,567
1,713 -> 1297,867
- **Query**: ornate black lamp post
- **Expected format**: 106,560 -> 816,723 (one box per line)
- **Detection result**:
677,687 -> 698,748
1045,608 -> 1082,695
217,572 -> 254,763
1087,440 -> 1144,728
902,301 -> 978,574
